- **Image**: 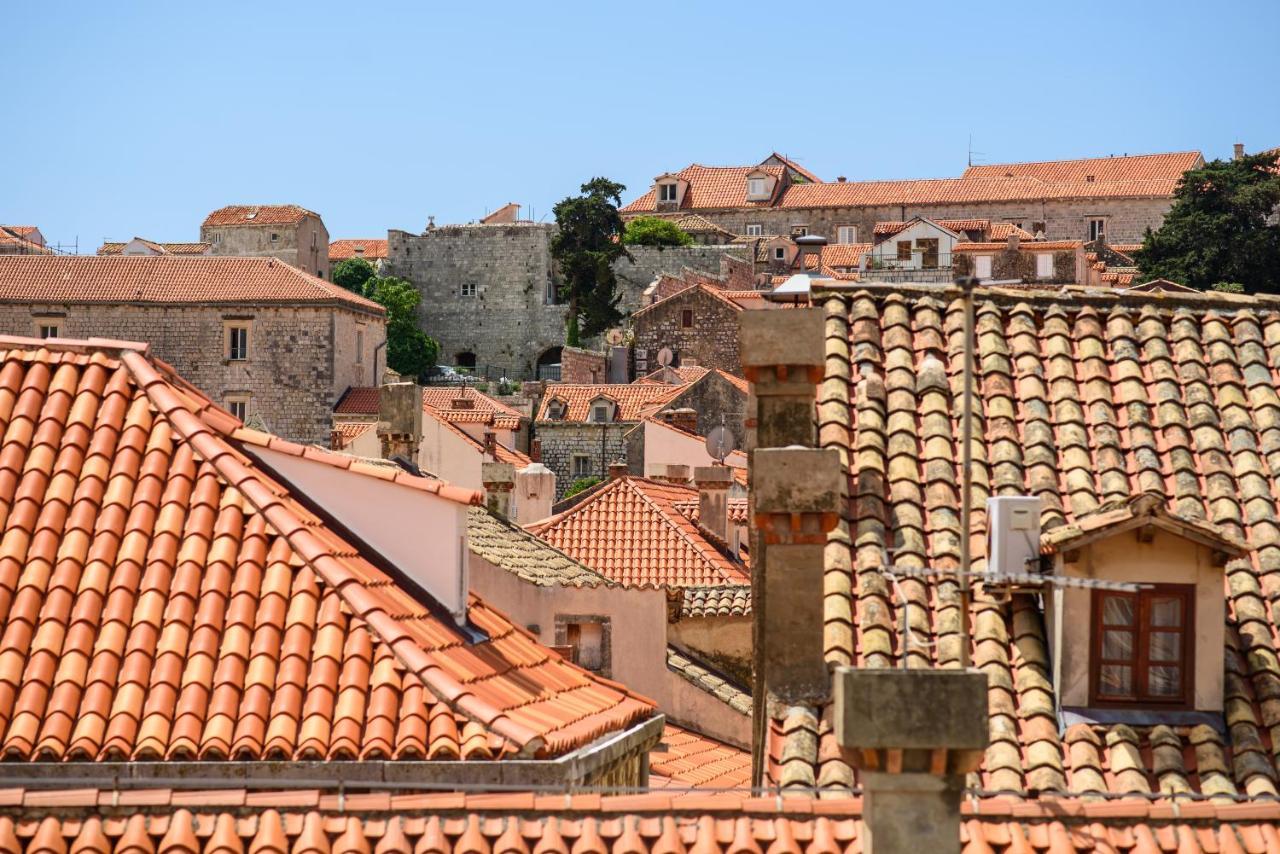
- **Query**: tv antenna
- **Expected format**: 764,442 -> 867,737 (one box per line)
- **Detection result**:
968,134 -> 985,167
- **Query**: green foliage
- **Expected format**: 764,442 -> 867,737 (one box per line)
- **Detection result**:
496,380 -> 514,396
1212,281 -> 1245,293
563,476 -> 602,499
622,216 -> 693,247
551,178 -> 632,344
364,276 -> 440,378
1133,151 -> 1280,293
332,257 -> 377,294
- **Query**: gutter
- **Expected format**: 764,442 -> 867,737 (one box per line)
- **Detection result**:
0,715 -> 665,792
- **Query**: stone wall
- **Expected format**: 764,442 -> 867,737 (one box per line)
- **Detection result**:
629,196 -> 1173,245
384,223 -> 747,378
560,346 -> 607,384
535,422 -> 632,499
632,287 -> 743,375
664,371 -> 748,449
3,301 -> 381,444
202,215 -> 331,280
953,247 -> 1080,284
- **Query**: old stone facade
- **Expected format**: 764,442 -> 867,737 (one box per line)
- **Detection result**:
560,346 -> 608,384
537,422 -> 631,499
632,285 -> 744,375
202,207 -> 331,279
383,222 -> 746,379
952,241 -> 1083,284
3,301 -> 382,444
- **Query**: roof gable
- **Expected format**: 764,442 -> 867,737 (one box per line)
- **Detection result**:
202,205 -> 320,228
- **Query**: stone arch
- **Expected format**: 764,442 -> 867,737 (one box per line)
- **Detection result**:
536,347 -> 562,381
455,351 -> 477,369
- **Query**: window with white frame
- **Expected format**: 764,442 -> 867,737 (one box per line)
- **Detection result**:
34,320 -> 61,339
571,454 -> 592,478
837,225 -> 858,244
546,399 -> 567,421
773,247 -> 786,261
226,395 -> 250,422
589,400 -> 612,423
658,183 -> 678,203
745,224 -> 763,236
1088,218 -> 1107,241
226,324 -> 250,361
747,177 -> 766,197
1036,253 -> 1054,279
460,282 -> 477,297
974,255 -> 993,279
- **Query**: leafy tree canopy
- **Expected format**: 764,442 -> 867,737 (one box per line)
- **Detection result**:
563,476 -> 602,499
622,216 -> 693,247
365,276 -> 440,378
1133,151 -> 1280,293
332,257 -> 377,294
551,178 -> 632,345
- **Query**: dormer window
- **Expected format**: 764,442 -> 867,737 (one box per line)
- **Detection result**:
1091,586 -> 1193,706
589,398 -> 614,423
659,183 -> 678,203
747,177 -> 765,197
546,399 -> 567,421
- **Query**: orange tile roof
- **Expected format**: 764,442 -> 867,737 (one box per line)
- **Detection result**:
953,239 -> 1083,252
620,165 -> 785,213
329,239 -> 388,261
0,229 -> 53,255
331,419 -> 375,449
1111,242 -> 1144,254
333,386 -> 379,414
649,723 -> 751,789
97,239 -> 212,256
0,789 -> 1276,851
527,476 -> 750,588
421,385 -> 527,422
780,175 -> 1184,209
764,151 -> 822,183
962,150 -> 1203,183
537,384 -> 682,422
0,226 -> 38,239
337,386 -> 525,430
818,243 -> 872,269
0,256 -> 383,313
424,404 -> 532,468
672,496 -> 749,526
875,218 -> 991,237
634,365 -> 711,386
202,205 -> 320,227
987,222 -> 1037,240
0,334 -> 652,762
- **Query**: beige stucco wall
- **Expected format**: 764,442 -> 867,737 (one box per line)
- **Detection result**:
663,671 -> 751,748
419,415 -> 483,488
1049,528 -> 1225,711
667,615 -> 751,685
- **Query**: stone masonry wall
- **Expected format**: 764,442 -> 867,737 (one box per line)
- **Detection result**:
632,287 -> 742,375
560,347 -> 607,384
202,215 -> 331,280
614,245 -> 747,314
953,248 -> 1078,284
535,422 -> 632,499
0,302 -> 381,444
627,196 -> 1173,245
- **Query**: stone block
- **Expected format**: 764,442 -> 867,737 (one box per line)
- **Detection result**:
862,771 -> 964,854
763,542 -> 827,704
752,448 -> 841,515
832,667 -> 989,751
740,308 -> 824,370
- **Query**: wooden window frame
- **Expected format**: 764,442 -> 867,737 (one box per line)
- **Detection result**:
680,308 -> 694,328
896,240 -> 913,261
1089,584 -> 1195,709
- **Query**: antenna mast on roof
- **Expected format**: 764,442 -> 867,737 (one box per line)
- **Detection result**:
967,135 -> 985,167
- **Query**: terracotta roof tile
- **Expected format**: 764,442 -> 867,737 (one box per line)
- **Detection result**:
953,240 -> 1084,252
677,585 -> 752,618
202,205 -> 319,228
467,508 -> 607,587
962,151 -> 1203,183
650,723 -> 751,789
97,239 -> 212,256
0,334 -> 652,762
621,165 -> 786,213
423,405 -> 531,468
333,387 -> 380,414
536,384 -> 682,423
666,647 -> 752,715
328,240 -> 388,262
527,477 -> 749,588
0,229 -> 53,255
0,256 -> 382,312
331,420 -> 374,449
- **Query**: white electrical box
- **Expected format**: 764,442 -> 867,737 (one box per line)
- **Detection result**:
987,495 -> 1042,577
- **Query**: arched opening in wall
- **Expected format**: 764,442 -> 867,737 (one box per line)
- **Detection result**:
455,352 -> 477,369
536,347 -> 562,382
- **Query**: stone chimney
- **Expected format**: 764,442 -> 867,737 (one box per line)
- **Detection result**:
482,462 -> 516,518
654,463 -> 690,484
608,462 -> 629,480
1007,232 -> 1020,252
530,438 -> 542,463
377,382 -> 423,462
660,407 -> 698,435
514,462 -> 555,524
1235,142 -> 1246,160
794,233 -> 827,272
693,466 -> 732,544
482,430 -> 497,460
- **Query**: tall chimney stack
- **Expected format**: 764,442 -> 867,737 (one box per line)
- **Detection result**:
377,382 -> 423,462
1235,142 -> 1246,160
482,462 -> 516,519
693,466 -> 732,544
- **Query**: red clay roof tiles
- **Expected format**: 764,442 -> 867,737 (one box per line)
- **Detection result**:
328,239 -> 389,261
202,205 -> 319,228
650,723 -> 751,789
621,165 -> 785,213
537,384 -> 682,423
962,150 -> 1203,183
0,335 -> 652,762
0,256 -> 382,312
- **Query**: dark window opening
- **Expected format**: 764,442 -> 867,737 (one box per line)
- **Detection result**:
1090,585 -> 1194,708
455,351 -> 477,369
681,309 -> 694,328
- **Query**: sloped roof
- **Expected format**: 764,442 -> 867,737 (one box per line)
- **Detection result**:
667,647 -> 751,715
621,165 -> 785,212
527,477 -> 750,588
678,584 -> 752,618
97,239 -> 212,256
333,386 -> 379,414
0,228 -> 52,255
466,507 -> 607,587
649,722 -> 752,789
953,240 -> 1083,252
424,404 -> 532,467
203,205 -> 320,227
0,256 -> 383,313
331,419 -> 375,449
671,214 -> 735,237
777,282 -> 1280,800
961,150 -> 1203,183
329,239 -> 388,261
0,335 -> 651,762
536,383 -> 682,423
421,385 -> 526,425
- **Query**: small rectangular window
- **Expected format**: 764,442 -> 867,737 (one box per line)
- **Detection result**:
1088,218 -> 1107,241
270,233 -> 279,243
227,397 -> 249,422
975,255 -> 993,279
227,325 -> 249,361
572,454 -> 592,478
37,323 -> 60,339
747,177 -> 765,197
1091,586 -> 1193,707
773,247 -> 785,261
896,240 -> 913,261
837,225 -> 858,244
565,622 -> 604,672
681,309 -> 693,328
745,224 -> 763,236
659,184 -> 678,202
1036,253 -> 1054,279
461,283 -> 477,297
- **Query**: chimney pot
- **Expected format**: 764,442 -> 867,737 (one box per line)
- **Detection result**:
693,465 -> 733,544
481,461 -> 517,518
482,430 -> 497,460
530,438 -> 542,463
1234,142 -> 1246,160
660,407 -> 698,435
608,462 -> 629,480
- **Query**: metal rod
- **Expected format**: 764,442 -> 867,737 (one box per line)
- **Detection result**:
957,276 -> 976,669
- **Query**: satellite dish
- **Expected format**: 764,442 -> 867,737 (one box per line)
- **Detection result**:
704,426 -> 736,463
606,329 -> 624,346
656,347 -> 674,367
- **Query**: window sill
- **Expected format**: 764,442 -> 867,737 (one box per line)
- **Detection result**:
1060,706 -> 1224,734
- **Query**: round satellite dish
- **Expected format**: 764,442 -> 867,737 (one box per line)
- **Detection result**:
606,329 -> 624,346
704,426 -> 735,463
656,347 -> 674,367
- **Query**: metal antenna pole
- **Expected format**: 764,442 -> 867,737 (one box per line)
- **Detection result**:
957,275 -> 977,670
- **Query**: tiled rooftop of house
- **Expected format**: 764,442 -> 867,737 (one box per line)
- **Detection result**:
338,386 -> 524,430
953,239 -> 1084,252
0,334 -> 652,763
0,256 -> 383,312
329,238 -> 389,261
761,282 -> 1280,799
467,507 -> 607,587
677,584 -> 752,618
202,204 -> 320,227
0,227 -> 52,255
536,383 -> 683,422
623,164 -> 786,211
330,418 -> 375,449
961,150 -> 1203,183
97,238 -> 212,255
666,647 -> 751,715
424,404 -> 532,467
649,722 -> 752,789
527,476 -> 749,588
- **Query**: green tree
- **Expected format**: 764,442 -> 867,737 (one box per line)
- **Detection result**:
332,257 -> 377,294
551,178 -> 631,345
622,216 -> 693,247
563,476 -> 601,499
365,276 -> 440,378
1133,151 -> 1280,293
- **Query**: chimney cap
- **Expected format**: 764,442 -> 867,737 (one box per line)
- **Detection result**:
608,462 -> 629,480
693,465 -> 733,487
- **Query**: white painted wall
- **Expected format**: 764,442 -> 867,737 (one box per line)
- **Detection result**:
867,219 -> 961,270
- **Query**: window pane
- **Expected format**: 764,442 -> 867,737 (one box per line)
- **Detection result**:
1101,595 -> 1134,626
1148,665 -> 1181,697
1098,665 -> 1132,697
1150,597 -> 1183,627
1102,629 -> 1134,661
1149,631 -> 1181,662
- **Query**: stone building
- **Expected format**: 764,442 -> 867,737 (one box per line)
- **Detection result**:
0,255 -> 384,444
97,237 -> 212,255
952,235 -> 1086,284
201,204 -> 331,279
622,150 -> 1205,244
382,220 -> 746,379
632,283 -> 753,374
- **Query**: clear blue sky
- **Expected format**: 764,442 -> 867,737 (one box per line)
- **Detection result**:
5,1 -> 1279,251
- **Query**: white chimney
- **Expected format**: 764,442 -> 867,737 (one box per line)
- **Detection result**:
987,496 -> 1041,577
